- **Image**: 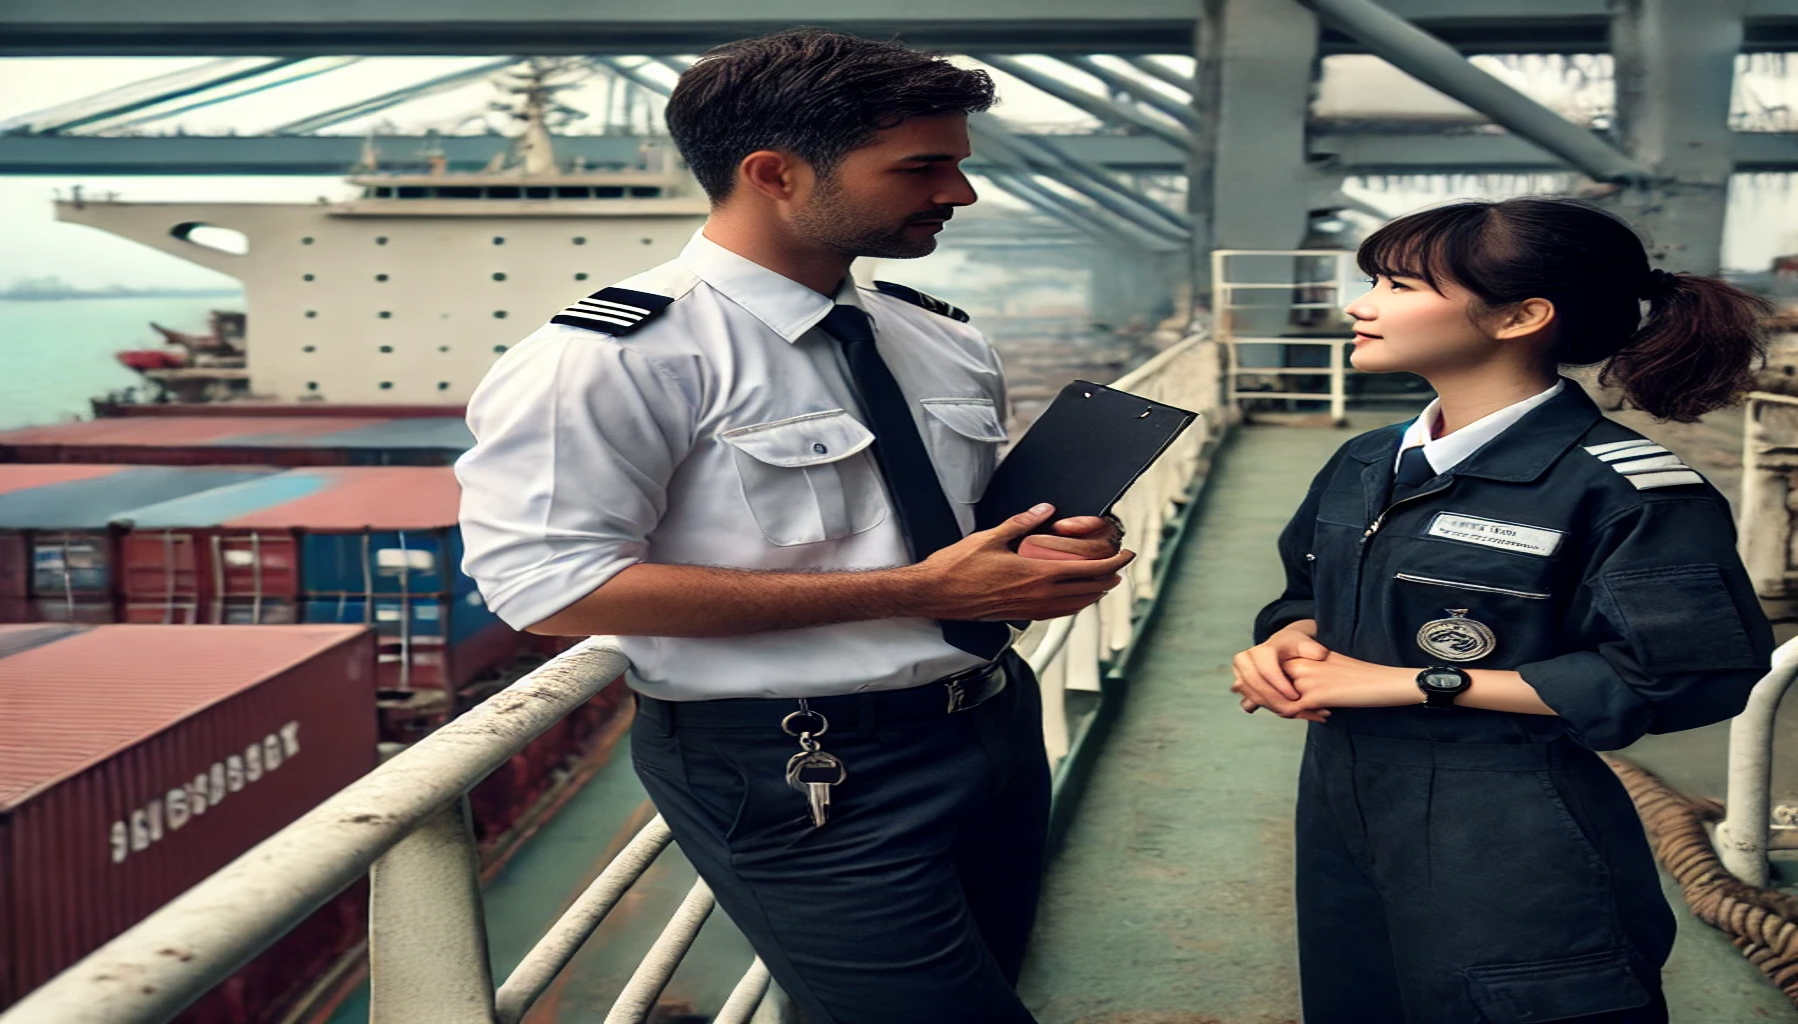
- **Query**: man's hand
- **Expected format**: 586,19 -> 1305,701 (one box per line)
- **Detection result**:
909,504 -> 1135,621
1230,621 -> 1331,722
1018,514 -> 1123,561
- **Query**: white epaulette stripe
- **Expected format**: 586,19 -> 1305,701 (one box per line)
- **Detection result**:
1628,470 -> 1705,490
1597,444 -> 1668,462
557,309 -> 639,328
573,299 -> 645,319
581,297 -> 652,316
1612,454 -> 1690,474
1584,439 -> 1657,456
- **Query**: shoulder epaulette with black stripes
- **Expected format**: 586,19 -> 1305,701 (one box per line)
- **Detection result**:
550,286 -> 676,336
1581,438 -> 1705,490
873,280 -> 970,323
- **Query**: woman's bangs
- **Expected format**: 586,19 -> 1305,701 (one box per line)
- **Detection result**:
1356,217 -> 1452,291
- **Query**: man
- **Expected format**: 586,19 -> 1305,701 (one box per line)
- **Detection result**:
456,29 -> 1131,1023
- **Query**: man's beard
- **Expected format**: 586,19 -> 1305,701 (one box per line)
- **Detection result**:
794,176 -> 948,260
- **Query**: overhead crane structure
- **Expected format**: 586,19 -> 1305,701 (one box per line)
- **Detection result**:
1,0 -> 1793,293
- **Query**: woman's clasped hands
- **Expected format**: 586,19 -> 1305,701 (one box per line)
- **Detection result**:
1230,619 -> 1418,722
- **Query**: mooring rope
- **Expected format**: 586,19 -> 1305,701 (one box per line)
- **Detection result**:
1604,755 -> 1798,1004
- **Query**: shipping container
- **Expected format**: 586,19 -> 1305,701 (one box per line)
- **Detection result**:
112,468 -> 523,689
0,624 -> 378,1009
0,466 -> 277,616
301,594 -> 511,690
0,416 -> 472,467
109,404 -> 465,420
0,623 -> 86,659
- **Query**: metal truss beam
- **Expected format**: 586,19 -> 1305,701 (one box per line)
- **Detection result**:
6,2 -> 1798,56
975,54 -> 1188,149
13,130 -> 1798,177
968,117 -> 1187,242
1298,0 -> 1647,182
0,57 -> 303,134
1121,56 -> 1194,95
269,58 -> 519,135
1057,56 -> 1197,131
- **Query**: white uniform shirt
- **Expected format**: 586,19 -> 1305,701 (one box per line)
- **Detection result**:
1395,380 -> 1566,475
456,231 -> 1009,700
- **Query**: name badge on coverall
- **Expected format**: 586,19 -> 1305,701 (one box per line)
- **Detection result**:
1426,512 -> 1564,558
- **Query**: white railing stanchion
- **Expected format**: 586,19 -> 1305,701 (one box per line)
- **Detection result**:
494,817 -> 677,1024
369,796 -> 498,1023
750,986 -> 799,1024
714,959 -> 773,1024
603,879 -> 718,1023
1715,637 -> 1798,886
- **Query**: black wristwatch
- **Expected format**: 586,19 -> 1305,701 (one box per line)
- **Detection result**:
1415,665 -> 1472,709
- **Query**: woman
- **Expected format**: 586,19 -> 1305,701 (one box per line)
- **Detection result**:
1231,196 -> 1775,1024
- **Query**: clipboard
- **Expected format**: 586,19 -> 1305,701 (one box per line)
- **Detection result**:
974,380 -> 1199,533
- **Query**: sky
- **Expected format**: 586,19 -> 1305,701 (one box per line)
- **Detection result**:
3,53 -> 1798,291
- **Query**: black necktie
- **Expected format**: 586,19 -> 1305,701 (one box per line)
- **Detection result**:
1393,445 -> 1435,502
819,305 -> 1009,659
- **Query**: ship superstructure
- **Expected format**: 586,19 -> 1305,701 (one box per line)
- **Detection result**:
55,60 -> 709,406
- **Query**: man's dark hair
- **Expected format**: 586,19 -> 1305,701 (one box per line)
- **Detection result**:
665,29 -> 995,201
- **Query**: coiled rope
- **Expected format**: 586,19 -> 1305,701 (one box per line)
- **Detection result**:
1605,755 -> 1798,1005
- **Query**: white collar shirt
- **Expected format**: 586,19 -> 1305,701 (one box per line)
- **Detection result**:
455,231 -> 1009,700
1395,380 -> 1566,476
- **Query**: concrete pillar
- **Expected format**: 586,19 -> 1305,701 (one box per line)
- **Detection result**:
1190,0 -> 1321,305
1609,0 -> 1745,274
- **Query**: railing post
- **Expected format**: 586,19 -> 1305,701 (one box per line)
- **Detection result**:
1716,638 -> 1798,886
369,796 -> 498,1023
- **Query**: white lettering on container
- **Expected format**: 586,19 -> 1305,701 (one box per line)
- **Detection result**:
107,720 -> 302,865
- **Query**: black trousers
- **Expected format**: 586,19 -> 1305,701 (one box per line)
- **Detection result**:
630,654 -> 1050,1024
1296,723 -> 1676,1024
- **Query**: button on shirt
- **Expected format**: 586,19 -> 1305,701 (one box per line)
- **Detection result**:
1394,380 -> 1565,476
455,232 -> 1010,700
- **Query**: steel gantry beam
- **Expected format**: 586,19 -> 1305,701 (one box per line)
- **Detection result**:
8,1 -> 1798,56
974,54 -> 1188,149
968,117 -> 1187,243
17,130 -> 1798,177
267,58 -> 521,135
1296,0 -> 1649,182
0,57 -> 305,134
1057,55 -> 1198,132
1121,56 -> 1194,95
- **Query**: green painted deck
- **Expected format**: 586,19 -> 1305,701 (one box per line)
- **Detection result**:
1020,421 -> 1798,1024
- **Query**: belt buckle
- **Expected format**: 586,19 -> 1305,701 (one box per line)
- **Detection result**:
945,676 -> 969,713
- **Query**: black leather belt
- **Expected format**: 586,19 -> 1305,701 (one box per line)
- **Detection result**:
634,652 -> 1014,732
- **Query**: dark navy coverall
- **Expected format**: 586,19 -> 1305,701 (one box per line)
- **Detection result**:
1254,382 -> 1774,1024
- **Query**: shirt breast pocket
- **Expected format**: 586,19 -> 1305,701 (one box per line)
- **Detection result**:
720,410 -> 889,546
920,397 -> 1008,503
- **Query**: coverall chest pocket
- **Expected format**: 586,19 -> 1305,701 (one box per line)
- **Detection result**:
720,410 -> 888,546
920,398 -> 1008,504
1388,538 -> 1563,666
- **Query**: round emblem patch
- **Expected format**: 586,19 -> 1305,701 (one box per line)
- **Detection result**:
1416,609 -> 1497,663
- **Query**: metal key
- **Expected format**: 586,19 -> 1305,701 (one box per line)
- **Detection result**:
786,749 -> 848,827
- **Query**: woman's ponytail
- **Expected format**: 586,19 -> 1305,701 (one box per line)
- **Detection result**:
1600,271 -> 1770,423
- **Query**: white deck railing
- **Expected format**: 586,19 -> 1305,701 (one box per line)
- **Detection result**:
0,335 -> 1222,1024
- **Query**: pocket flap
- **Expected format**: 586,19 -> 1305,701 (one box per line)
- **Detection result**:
921,398 -> 1008,443
1463,950 -> 1649,1023
720,410 -> 875,468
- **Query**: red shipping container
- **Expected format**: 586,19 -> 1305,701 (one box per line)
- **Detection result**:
0,624 -> 378,1008
0,466 -> 130,597
117,467 -> 464,615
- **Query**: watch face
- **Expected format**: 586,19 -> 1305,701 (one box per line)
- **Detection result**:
1419,669 -> 1466,692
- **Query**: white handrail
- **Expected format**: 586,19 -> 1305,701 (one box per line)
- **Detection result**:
1714,636 -> 1798,887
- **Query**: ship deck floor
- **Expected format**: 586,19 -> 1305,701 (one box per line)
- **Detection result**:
1019,416 -> 1798,1024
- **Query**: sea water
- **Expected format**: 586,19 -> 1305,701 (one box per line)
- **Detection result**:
0,295 -> 241,430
